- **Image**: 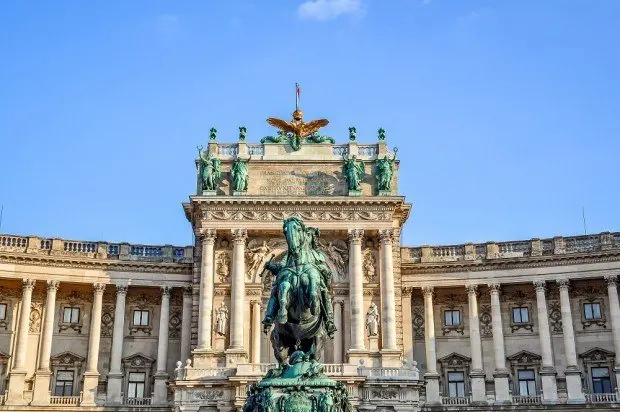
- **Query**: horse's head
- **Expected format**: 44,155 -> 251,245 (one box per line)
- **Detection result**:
283,217 -> 307,256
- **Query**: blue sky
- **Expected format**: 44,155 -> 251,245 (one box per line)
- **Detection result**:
1,0 -> 619,247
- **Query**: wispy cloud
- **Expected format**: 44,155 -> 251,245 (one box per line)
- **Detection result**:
297,0 -> 363,21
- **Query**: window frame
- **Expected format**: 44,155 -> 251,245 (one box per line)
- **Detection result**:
591,366 -> 613,394
127,372 -> 146,399
517,369 -> 537,396
57,303 -> 84,333
580,298 -> 607,329
441,304 -> 465,336
508,303 -> 534,333
447,371 -> 466,398
53,370 -> 75,397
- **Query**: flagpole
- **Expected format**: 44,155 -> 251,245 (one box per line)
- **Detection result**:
295,82 -> 299,110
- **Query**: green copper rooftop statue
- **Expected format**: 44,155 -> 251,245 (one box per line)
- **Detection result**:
375,147 -> 397,192
209,127 -> 217,141
231,158 -> 249,192
342,155 -> 365,192
197,146 -> 222,193
239,126 -> 247,141
244,217 -> 351,412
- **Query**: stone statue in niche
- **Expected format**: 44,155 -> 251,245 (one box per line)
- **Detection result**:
231,158 -> 249,192
366,302 -> 380,337
215,302 -> 229,336
318,239 -> 348,281
246,240 -> 272,280
216,252 -> 231,283
363,250 -> 377,282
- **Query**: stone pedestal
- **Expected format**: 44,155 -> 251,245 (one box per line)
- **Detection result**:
202,190 -> 217,196
368,336 -> 379,352
106,372 -> 123,404
191,349 -> 214,369
225,348 -> 248,366
31,371 -> 52,406
380,349 -> 402,367
540,368 -> 559,404
423,373 -> 441,405
214,335 -> 226,352
6,371 -> 27,405
233,190 -> 248,196
493,370 -> 511,404
153,372 -> 169,405
565,369 -> 586,403
470,370 -> 487,404
347,349 -> 369,367
348,190 -> 361,197
81,372 -> 100,406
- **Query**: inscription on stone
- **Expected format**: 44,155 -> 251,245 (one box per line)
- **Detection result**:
258,170 -> 336,196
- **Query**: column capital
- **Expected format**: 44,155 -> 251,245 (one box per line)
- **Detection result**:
161,286 -> 171,297
183,285 -> 193,296
93,283 -> 106,294
46,280 -> 60,292
402,286 -> 413,297
231,228 -> 248,243
200,228 -> 217,243
379,229 -> 395,243
533,280 -> 547,293
22,279 -> 36,290
488,282 -> 501,294
334,300 -> 345,308
422,286 -> 434,297
556,278 -> 570,291
250,300 -> 261,306
605,275 -> 619,287
466,284 -> 479,295
116,284 -> 128,295
348,229 -> 364,244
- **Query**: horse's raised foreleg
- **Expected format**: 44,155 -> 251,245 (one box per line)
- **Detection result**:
270,328 -> 289,367
277,281 -> 290,324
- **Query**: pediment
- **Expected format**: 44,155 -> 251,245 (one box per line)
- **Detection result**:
507,350 -> 541,365
580,347 -> 615,362
50,351 -> 85,365
122,352 -> 155,368
438,352 -> 471,367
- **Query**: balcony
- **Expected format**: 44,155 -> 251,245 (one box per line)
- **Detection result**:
50,394 -> 82,406
511,395 -> 541,405
441,396 -> 470,405
585,392 -> 618,404
122,397 -> 152,406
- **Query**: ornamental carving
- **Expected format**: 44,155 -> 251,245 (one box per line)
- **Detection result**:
362,289 -> 380,296
201,209 -> 392,222
412,307 -> 424,339
435,293 -> 467,305
29,302 -> 43,332
548,301 -> 563,334
438,352 -> 471,368
479,305 -> 492,337
216,252 -> 231,283
169,307 -> 182,338
573,284 -> 606,298
579,347 -> 614,363
363,250 -> 377,283
101,304 -> 115,337
371,390 -> 397,400
505,289 -> 535,302
318,238 -> 349,282
507,350 -> 541,366
192,390 -> 224,400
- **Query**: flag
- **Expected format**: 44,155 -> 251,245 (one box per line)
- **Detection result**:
296,83 -> 301,99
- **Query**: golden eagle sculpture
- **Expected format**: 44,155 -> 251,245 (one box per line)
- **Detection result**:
267,109 -> 329,139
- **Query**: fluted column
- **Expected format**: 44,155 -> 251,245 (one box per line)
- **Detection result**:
106,284 -> 128,404
32,280 -> 60,405
180,286 -> 193,363
379,229 -> 397,351
488,283 -> 510,403
228,229 -> 247,359
605,275 -> 620,372
423,286 -> 440,405
153,287 -> 171,405
401,288 -> 414,364
7,279 -> 36,405
333,300 -> 343,363
533,281 -> 558,403
197,229 -> 216,350
347,229 -> 365,356
251,301 -> 261,363
82,283 -> 106,406
466,285 -> 486,403
557,279 -> 585,403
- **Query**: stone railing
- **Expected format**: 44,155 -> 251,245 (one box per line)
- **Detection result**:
511,394 -> 541,404
404,231 -> 620,264
585,393 -> 618,403
358,365 -> 419,380
0,234 -> 193,264
178,366 -> 236,380
50,394 -> 82,406
332,145 -> 348,156
248,144 -> 264,156
357,144 -> 378,157
218,144 -> 238,157
441,396 -> 470,405
122,397 -> 152,406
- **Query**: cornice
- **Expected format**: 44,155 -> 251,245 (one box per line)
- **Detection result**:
402,250 -> 620,275
0,252 -> 192,275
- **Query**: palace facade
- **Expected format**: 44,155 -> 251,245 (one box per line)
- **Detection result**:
0,133 -> 619,411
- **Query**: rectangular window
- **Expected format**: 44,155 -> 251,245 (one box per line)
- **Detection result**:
447,371 -> 465,397
512,307 -> 529,323
54,370 -> 74,396
517,369 -> 536,396
592,367 -> 613,394
62,307 -> 80,324
133,310 -> 149,326
444,310 -> 460,326
584,303 -> 602,320
127,372 -> 146,398
0,303 -> 7,320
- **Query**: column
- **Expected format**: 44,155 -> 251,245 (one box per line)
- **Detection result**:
533,281 -> 558,403
154,287 -> 171,405
32,280 -> 60,405
333,301 -> 343,363
605,275 -> 620,389
197,229 -> 216,350
7,279 -> 35,405
557,279 -> 585,403
227,229 -> 247,360
106,285 -> 128,404
251,301 -> 261,363
347,229 -> 365,357
401,288 -> 414,365
422,286 -> 440,405
379,229 -> 397,351
488,283 -> 510,403
82,283 -> 106,406
180,286 -> 193,364
466,285 -> 486,403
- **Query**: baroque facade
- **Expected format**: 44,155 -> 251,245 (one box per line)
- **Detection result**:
0,131 -> 619,411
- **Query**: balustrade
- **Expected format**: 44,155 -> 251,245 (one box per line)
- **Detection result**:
218,144 -> 238,157
50,395 -> 82,406
332,145 -> 348,156
585,393 -> 618,404
441,396 -> 471,405
123,397 -> 152,406
511,395 -> 541,405
0,235 -> 27,251
248,144 -> 264,156
357,145 -> 378,157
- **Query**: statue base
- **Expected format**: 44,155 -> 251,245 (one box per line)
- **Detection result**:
243,353 -> 352,412
377,190 -> 392,196
233,190 -> 248,196
347,189 -> 361,197
201,190 -> 217,196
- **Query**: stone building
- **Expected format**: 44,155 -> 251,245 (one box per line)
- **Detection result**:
0,130 -> 619,411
